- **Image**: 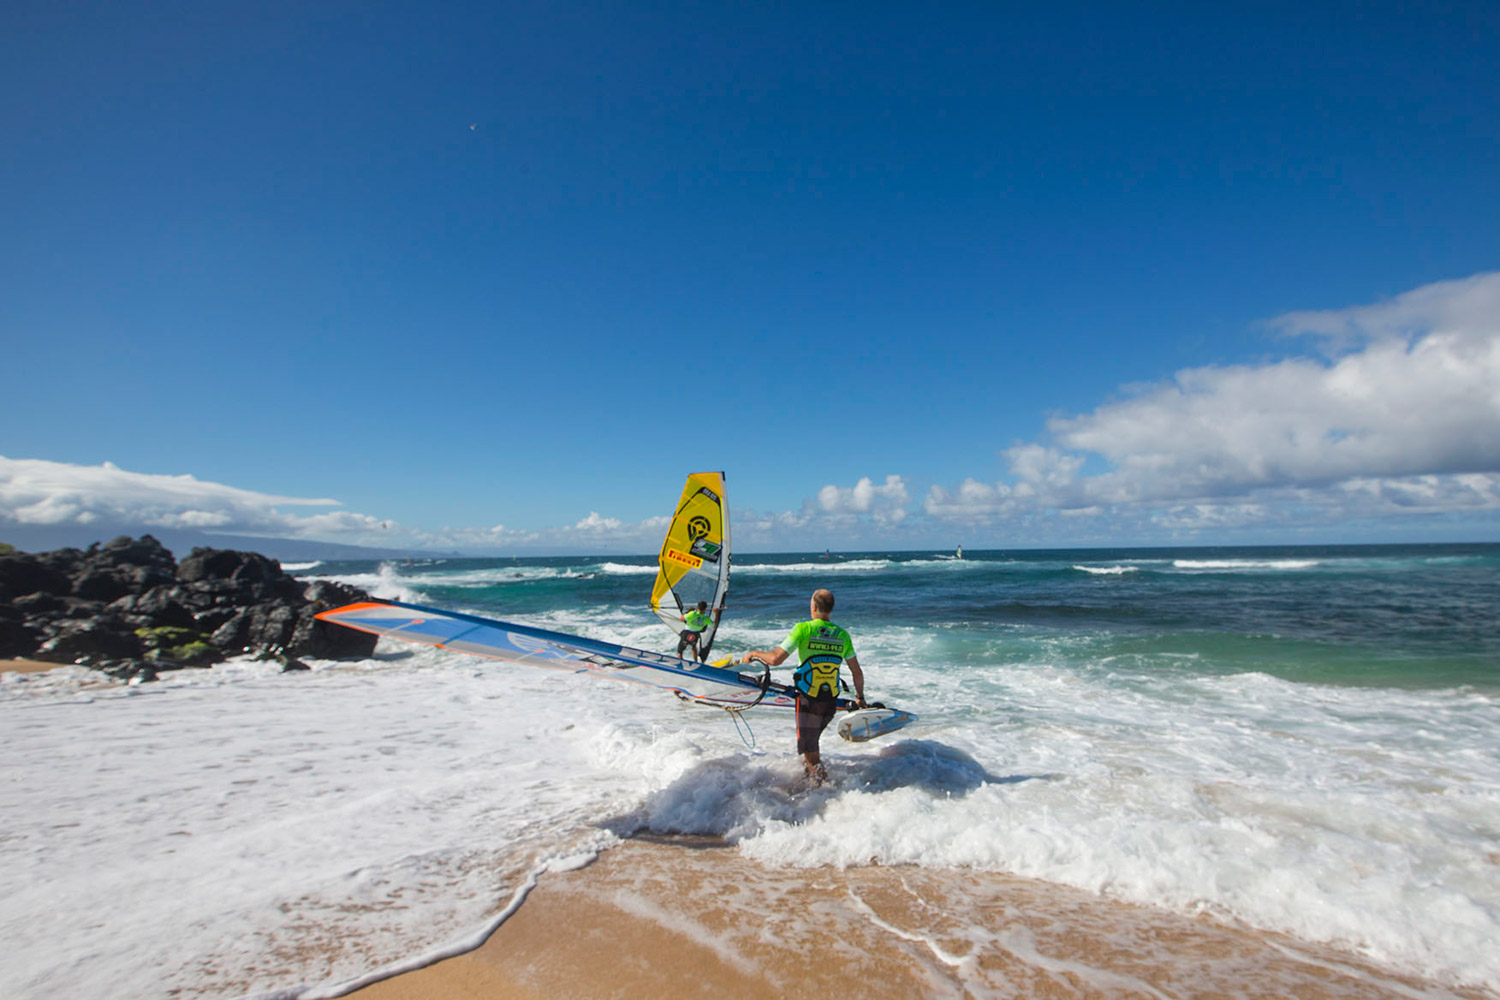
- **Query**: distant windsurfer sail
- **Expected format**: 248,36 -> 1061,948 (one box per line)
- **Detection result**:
650,472 -> 730,661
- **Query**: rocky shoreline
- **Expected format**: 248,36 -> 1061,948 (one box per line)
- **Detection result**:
0,535 -> 377,681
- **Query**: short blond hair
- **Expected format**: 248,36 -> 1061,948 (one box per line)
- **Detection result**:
811,589 -> 835,614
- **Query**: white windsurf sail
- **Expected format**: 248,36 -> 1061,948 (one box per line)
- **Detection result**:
650,471 -> 730,658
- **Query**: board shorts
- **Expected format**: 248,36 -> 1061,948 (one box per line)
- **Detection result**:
795,693 -> 839,755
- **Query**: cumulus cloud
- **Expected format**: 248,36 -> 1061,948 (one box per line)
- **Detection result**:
926,271 -> 1500,536
0,456 -> 361,537
1051,322 -> 1500,500
726,476 -> 914,550
422,512 -> 670,552
816,475 -> 910,525
1272,272 -> 1500,351
0,455 -> 670,553
924,478 -> 1018,522
410,523 -> 540,550
573,511 -> 624,533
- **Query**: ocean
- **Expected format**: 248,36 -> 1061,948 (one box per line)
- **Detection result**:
3,543 -> 1498,997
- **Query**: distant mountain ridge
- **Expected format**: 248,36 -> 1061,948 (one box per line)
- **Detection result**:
0,523 -> 439,562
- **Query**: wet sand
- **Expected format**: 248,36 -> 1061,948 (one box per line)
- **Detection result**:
349,838 -> 1489,1000
0,658 -> 66,674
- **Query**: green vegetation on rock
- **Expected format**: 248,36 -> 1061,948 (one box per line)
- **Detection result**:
135,626 -> 214,664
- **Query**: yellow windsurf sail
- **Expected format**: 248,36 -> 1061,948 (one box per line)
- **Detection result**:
650,471 -> 730,658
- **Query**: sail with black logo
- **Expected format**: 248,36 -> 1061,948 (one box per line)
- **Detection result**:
649,471 -> 730,659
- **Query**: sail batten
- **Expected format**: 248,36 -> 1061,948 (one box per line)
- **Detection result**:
650,471 -> 731,658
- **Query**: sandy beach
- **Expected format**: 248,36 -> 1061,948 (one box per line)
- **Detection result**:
0,658 -> 67,674
349,838 -> 1489,1000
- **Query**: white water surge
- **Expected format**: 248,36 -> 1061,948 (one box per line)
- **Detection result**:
3,618 -> 1498,997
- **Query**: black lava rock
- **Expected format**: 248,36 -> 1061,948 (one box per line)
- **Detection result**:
4,536 -> 377,679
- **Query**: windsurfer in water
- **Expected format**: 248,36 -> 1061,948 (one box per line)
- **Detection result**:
739,588 -> 866,785
677,600 -> 717,661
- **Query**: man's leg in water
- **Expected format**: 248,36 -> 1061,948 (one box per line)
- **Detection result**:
795,696 -> 836,784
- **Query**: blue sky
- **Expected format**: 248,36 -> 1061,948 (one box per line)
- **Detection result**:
3,1 -> 1498,554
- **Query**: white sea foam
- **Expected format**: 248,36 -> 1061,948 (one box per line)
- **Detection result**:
1072,564 -> 1140,575
3,621 -> 1498,997
738,559 -> 897,574
303,562 -> 430,603
727,655 -> 1500,992
1172,559 -> 1320,571
279,561 -> 322,572
0,651 -> 664,999
401,565 -> 582,586
596,562 -> 658,575
895,557 -> 995,571
305,561 -> 589,598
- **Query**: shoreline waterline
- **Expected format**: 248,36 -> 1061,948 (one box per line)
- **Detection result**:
345,837 -> 1495,1000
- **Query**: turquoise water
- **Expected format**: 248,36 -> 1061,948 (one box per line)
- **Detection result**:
300,543 -> 1500,692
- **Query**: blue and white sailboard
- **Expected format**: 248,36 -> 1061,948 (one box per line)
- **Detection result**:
317,599 -> 840,712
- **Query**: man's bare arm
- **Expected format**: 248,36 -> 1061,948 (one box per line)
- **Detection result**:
847,655 -> 866,704
740,648 -> 790,667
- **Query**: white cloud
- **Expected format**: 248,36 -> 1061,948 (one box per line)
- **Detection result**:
413,523 -> 540,550
1006,445 -> 1085,488
0,456 -> 352,537
727,477 -> 915,550
1271,272 -> 1500,351
0,455 -> 671,554
816,475 -> 910,525
1050,320 -> 1500,499
924,479 -> 1017,522
573,511 -> 623,533
926,271 -> 1500,538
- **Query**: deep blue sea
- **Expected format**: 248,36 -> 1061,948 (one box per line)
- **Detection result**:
297,543 -> 1500,692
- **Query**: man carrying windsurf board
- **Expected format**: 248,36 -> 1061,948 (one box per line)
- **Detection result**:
740,588 -> 865,785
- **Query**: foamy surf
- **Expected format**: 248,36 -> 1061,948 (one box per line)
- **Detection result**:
5,543 -> 1497,998
1172,558 -> 1321,571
